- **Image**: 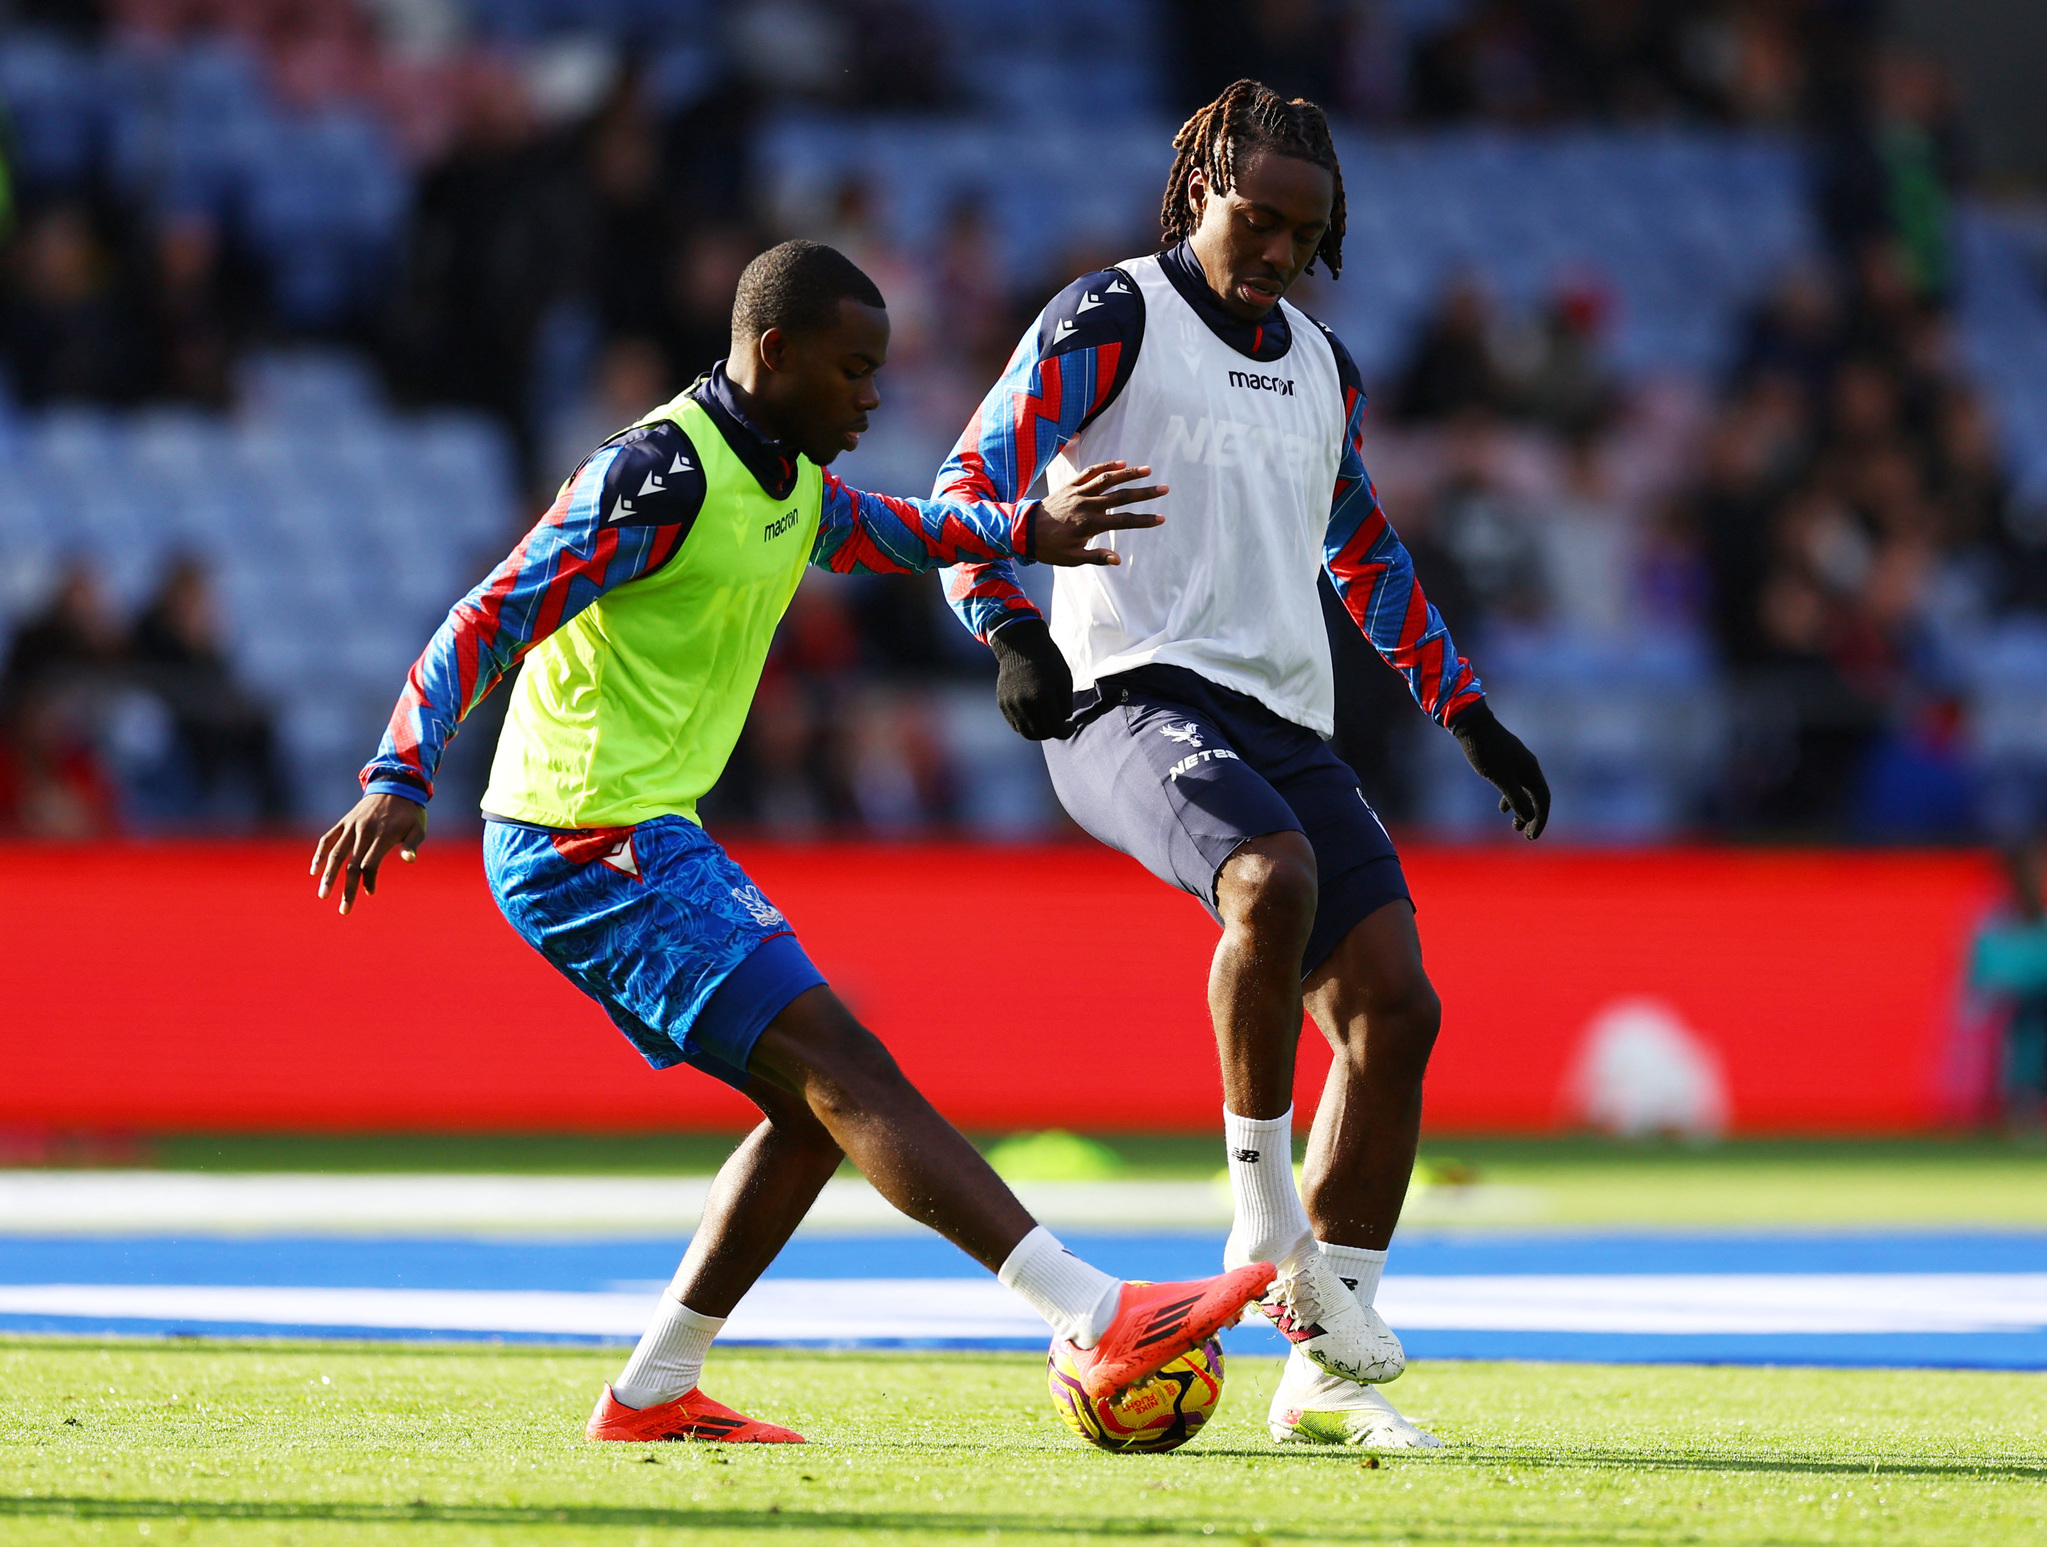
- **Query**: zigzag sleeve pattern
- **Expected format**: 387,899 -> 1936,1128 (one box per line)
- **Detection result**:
360,447 -> 686,802
937,270 -> 1138,643
1322,381 -> 1485,726
810,472 -> 1029,575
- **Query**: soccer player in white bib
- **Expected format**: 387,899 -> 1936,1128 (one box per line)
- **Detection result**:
938,82 -> 1551,1448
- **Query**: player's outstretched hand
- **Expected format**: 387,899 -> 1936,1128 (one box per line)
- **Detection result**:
312,793 -> 428,915
1450,702 -> 1551,839
1033,461 -> 1166,566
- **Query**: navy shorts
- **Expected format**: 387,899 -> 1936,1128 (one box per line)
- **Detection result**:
484,814 -> 826,1089
1045,663 -> 1410,977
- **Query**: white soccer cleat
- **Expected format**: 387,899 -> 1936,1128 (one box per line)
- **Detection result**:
1268,1349 -> 1441,1449
1252,1251 -> 1405,1385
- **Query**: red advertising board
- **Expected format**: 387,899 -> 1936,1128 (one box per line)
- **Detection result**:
0,841 -> 1998,1134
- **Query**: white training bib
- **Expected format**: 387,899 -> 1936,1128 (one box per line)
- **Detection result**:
1047,253 -> 1346,734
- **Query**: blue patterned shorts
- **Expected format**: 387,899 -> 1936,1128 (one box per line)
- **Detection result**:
483,815 -> 824,1088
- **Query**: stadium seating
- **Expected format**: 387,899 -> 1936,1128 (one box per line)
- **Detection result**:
5,12 -> 2047,836
756,123 -> 1815,381
0,35 -> 407,331
0,352 -> 517,819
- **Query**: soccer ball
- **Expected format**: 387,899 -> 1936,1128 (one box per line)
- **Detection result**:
1048,1335 -> 1225,1453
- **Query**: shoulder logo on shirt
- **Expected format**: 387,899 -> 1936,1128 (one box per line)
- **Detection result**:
1053,318 -> 1077,341
763,508 -> 800,541
600,424 -> 708,528
1106,275 -> 1131,294
1228,370 -> 1295,396
730,884 -> 785,927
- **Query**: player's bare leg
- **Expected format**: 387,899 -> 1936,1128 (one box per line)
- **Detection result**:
746,984 -> 1273,1399
669,1078 -> 846,1316
596,994 -> 1272,1437
595,1078 -> 843,1436
1268,899 -> 1444,1448
747,986 -> 1038,1268
1210,832 -> 1319,1118
1300,900 -> 1441,1250
1210,832 -> 1403,1384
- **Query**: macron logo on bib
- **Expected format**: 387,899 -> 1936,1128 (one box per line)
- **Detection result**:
1228,370 -> 1295,395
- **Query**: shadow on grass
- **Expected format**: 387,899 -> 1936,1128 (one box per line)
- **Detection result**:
1171,1446 -> 2047,1480
0,1497 -> 1597,1541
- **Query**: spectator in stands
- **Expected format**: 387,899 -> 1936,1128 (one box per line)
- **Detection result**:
817,175 -> 932,364
1408,0 -> 1557,125
1732,264 -> 1842,410
0,202 -> 148,405
583,65 -> 672,348
541,335 -> 672,496
128,556 -> 290,825
1819,48 -> 1965,303
1970,837 -> 2047,1133
1420,414 -> 1543,641
931,194 -> 1019,382
0,687 -> 119,839
0,562 -> 124,840
145,211 -> 236,409
1,562 -> 124,709
1513,279 -> 1619,440
387,60 -> 581,462
666,224 -> 760,387
1391,277 -> 1509,423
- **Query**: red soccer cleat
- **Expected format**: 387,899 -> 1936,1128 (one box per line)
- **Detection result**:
584,1384 -> 805,1444
1053,1263 -> 1276,1401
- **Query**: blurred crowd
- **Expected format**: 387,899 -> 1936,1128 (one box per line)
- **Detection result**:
0,0 -> 2040,845
1,555 -> 284,835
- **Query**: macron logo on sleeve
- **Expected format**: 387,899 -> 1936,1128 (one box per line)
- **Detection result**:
601,427 -> 705,527
635,454 -> 693,498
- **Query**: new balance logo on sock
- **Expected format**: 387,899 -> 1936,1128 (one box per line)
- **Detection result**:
1232,1148 -> 1261,1163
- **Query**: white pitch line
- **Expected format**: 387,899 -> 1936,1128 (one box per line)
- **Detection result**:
1382,1273 -> 2047,1335
0,1280 -> 1045,1342
0,1172 -> 1204,1235
1,1274 -> 2042,1341
0,1171 -> 1540,1235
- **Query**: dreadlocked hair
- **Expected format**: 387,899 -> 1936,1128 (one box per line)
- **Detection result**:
1160,79 -> 1346,279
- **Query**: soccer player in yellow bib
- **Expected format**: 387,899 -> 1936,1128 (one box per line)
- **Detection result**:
313,241 -> 1274,1443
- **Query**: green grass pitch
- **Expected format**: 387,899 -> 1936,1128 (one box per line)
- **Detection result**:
3,1340 -> 2042,1545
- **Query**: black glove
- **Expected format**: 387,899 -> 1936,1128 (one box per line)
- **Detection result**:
1450,701 -> 1551,839
989,617 -> 1074,741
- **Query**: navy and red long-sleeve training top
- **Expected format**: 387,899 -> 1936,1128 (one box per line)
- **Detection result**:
933,243 -> 1484,728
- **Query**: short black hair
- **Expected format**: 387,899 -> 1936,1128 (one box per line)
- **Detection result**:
1161,80 -> 1346,279
730,239 -> 886,342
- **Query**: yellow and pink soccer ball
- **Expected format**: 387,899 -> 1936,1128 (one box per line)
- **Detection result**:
1047,1335 -> 1225,1453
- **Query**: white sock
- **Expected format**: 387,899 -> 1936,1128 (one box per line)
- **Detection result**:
1319,1240 -> 1388,1308
998,1225 -> 1123,1348
1222,1106 -> 1314,1270
611,1292 -> 724,1409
